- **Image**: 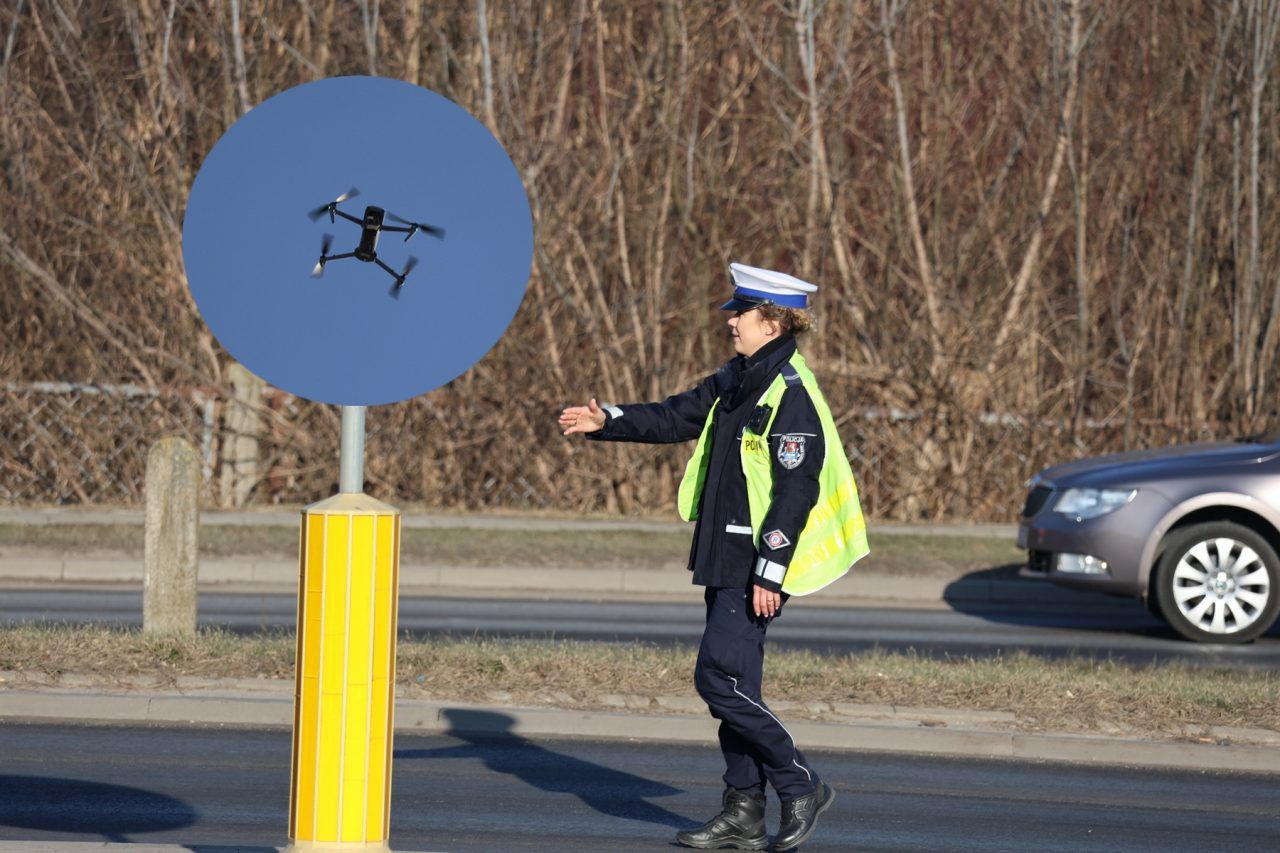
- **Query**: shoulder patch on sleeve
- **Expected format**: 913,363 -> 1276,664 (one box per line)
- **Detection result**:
776,434 -> 807,469
763,529 -> 792,550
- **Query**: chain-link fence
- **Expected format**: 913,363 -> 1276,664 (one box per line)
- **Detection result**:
0,378 -> 1232,520
0,379 -> 559,511
1,382 -> 218,506
0,379 -> 342,509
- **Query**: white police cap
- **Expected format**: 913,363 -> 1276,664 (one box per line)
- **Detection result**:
722,262 -> 818,311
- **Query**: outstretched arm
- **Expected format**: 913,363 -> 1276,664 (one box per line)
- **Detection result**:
559,369 -> 726,444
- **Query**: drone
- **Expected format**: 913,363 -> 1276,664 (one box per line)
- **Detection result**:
308,187 -> 445,295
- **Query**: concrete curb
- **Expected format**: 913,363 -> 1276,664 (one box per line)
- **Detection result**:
0,554 -> 1103,607
3,680 -> 1277,775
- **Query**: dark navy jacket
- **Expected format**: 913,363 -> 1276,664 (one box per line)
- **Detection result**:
588,335 -> 825,591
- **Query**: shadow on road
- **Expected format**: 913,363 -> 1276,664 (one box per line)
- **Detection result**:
0,774 -> 197,843
943,565 -> 1173,636
395,708 -> 697,831
942,565 -> 1280,640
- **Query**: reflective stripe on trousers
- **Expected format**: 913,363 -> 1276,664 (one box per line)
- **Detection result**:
693,586 -> 818,801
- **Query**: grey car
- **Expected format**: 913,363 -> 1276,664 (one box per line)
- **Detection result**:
1019,435 -> 1280,643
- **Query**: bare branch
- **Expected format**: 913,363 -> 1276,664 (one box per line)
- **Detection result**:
880,0 -> 942,372
228,0 -> 251,114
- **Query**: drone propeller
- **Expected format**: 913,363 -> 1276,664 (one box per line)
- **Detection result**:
389,255 -> 419,299
307,186 -> 362,222
311,233 -> 334,278
387,212 -> 446,241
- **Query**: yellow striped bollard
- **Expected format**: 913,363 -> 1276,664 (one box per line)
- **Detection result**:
287,409 -> 401,851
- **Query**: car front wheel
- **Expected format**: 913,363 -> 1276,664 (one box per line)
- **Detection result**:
1154,521 -> 1280,643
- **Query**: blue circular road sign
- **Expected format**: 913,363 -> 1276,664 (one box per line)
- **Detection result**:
183,76 -> 533,406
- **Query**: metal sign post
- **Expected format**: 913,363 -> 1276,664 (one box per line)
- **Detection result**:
288,405 -> 402,851
339,405 -> 368,493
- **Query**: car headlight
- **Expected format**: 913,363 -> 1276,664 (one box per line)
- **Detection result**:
1053,488 -> 1136,520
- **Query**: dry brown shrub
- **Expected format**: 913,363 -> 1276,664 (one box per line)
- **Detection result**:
2,2 -> 1278,520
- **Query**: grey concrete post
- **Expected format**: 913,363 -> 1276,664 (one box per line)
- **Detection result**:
144,437 -> 200,635
219,362 -> 265,508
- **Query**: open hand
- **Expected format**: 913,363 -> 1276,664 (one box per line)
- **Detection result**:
559,398 -> 607,436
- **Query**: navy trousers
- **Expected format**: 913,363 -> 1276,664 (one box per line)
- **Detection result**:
694,586 -> 819,802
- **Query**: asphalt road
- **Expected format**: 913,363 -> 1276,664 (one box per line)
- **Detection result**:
3,587 -> 1280,668
0,720 -> 1277,852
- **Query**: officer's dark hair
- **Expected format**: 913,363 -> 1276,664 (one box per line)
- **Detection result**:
757,302 -> 814,337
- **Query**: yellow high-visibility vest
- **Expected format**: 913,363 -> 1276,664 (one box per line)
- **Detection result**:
677,352 -> 869,595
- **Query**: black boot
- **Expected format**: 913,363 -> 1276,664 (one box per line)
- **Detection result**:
772,782 -> 834,851
675,787 -> 768,850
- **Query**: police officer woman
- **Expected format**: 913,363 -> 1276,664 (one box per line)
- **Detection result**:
559,263 -> 868,851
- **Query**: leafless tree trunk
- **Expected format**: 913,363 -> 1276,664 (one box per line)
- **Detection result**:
795,0 -> 825,273
880,0 -> 943,375
403,0 -> 422,85
986,0 -> 1082,372
1244,0 -> 1280,418
357,0 -> 380,75
228,0 -> 251,114
1,0 -> 23,81
1170,0 -> 1240,424
1067,72 -> 1090,438
1177,0 -> 1240,359
476,0 -> 496,128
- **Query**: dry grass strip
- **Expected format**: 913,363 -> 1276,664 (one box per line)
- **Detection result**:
3,626 -> 1277,742
0,523 -> 1023,578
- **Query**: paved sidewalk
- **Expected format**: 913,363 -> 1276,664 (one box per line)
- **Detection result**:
0,506 -> 1040,605
2,672 -> 1277,775
0,506 -> 1060,606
